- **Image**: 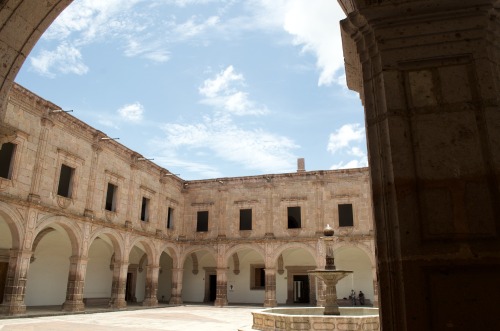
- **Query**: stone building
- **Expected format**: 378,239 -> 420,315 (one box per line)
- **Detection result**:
0,83 -> 376,314
1,1 -> 499,329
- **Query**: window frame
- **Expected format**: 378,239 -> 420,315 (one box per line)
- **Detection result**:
239,208 -> 252,231
0,142 -> 16,180
57,163 -> 75,198
287,206 -> 302,229
250,264 -> 266,290
338,203 -> 354,227
196,210 -> 209,232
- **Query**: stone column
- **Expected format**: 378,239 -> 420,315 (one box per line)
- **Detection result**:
0,250 -> 32,315
84,137 -> 103,217
109,260 -> 128,309
62,256 -> 88,312
263,268 -> 277,307
214,267 -> 228,307
338,0 -> 500,329
142,264 -> 159,307
169,268 -> 183,305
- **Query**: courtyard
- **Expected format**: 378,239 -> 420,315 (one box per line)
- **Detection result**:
0,305 -> 258,331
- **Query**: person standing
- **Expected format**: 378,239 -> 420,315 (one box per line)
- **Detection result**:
359,291 -> 365,305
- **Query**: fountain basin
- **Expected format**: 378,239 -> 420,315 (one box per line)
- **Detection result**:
252,307 -> 379,331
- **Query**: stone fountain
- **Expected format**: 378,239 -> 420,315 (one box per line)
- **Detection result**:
308,224 -> 352,315
250,225 -> 380,331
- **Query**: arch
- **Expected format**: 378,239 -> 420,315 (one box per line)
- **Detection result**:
88,228 -> 125,262
224,243 -> 265,264
180,245 -> 217,267
271,242 -> 317,267
332,241 -> 376,267
158,242 -> 179,268
0,201 -> 25,249
127,236 -> 156,264
34,215 -> 83,256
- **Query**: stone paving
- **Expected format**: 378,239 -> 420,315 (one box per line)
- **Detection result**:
0,305 -> 261,331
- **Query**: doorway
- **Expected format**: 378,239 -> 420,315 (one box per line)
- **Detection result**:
293,275 -> 310,303
0,262 -> 8,304
209,274 -> 217,302
125,272 -> 133,302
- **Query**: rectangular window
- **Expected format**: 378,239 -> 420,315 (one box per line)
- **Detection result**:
339,204 -> 354,227
141,197 -> 150,222
57,164 -> 74,198
196,211 -> 209,232
167,207 -> 174,229
0,142 -> 15,180
239,209 -> 252,230
287,206 -> 301,229
251,265 -> 266,289
105,183 -> 117,212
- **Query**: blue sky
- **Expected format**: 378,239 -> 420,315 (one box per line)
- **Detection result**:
15,0 -> 367,180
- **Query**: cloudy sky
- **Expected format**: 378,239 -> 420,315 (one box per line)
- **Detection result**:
15,0 -> 367,180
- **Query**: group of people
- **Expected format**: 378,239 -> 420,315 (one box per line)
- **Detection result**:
349,290 -> 365,305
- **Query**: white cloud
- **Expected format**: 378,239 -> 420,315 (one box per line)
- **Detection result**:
250,0 -> 346,86
173,15 -> 220,40
327,123 -> 365,154
30,43 -> 88,77
199,66 -> 268,116
331,158 -> 367,170
117,102 -> 144,122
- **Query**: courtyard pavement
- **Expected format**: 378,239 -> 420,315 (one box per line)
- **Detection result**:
0,305 -> 261,331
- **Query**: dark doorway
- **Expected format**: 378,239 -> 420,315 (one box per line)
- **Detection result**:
0,262 -> 8,304
209,274 -> 217,302
293,275 -> 310,303
125,272 -> 133,302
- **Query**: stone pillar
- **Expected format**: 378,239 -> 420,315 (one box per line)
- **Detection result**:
169,268 -> 183,305
83,137 -> 103,217
142,264 -> 159,307
263,268 -> 277,307
338,0 -> 500,329
0,250 -> 32,315
62,256 -> 88,312
28,117 -> 53,203
214,267 -> 228,307
109,261 -> 128,309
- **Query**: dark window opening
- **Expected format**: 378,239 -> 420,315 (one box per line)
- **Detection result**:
255,267 -> 265,288
239,208 -> 252,230
0,142 -> 15,180
141,197 -> 150,222
287,206 -> 301,229
197,211 -> 209,232
57,164 -> 74,198
105,183 -> 117,212
167,207 -> 174,229
339,203 -> 354,227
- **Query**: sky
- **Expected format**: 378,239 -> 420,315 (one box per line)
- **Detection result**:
15,0 -> 367,180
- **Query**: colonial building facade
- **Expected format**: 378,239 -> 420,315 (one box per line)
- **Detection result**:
0,84 -> 376,315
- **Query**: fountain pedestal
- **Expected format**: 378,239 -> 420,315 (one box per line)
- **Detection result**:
309,270 -> 352,315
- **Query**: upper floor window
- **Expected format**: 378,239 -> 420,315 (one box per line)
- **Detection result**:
0,142 -> 16,180
141,197 -> 150,222
239,208 -> 252,230
287,206 -> 301,229
105,183 -> 117,212
57,164 -> 74,198
339,203 -> 354,227
197,211 -> 209,232
167,207 -> 174,229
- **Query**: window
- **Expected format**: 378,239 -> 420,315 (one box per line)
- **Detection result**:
141,197 -> 150,222
196,211 -> 209,232
167,207 -> 174,229
250,264 -> 266,289
0,142 -> 15,180
287,206 -> 301,229
57,164 -> 74,198
239,209 -> 252,230
105,183 -> 117,212
339,203 -> 354,227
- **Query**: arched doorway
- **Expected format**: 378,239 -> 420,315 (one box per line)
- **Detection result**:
25,224 -> 73,307
127,244 -> 148,304
157,251 -> 173,303
226,247 -> 265,305
0,215 -> 14,304
182,249 -> 216,303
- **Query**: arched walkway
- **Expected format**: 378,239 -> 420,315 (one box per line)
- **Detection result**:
182,248 -> 216,303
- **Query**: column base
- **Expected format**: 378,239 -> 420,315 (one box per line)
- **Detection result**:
214,298 -> 228,307
141,298 -> 158,307
0,302 -> 26,316
61,300 -> 85,312
109,299 -> 127,309
169,296 -> 183,305
263,299 -> 277,307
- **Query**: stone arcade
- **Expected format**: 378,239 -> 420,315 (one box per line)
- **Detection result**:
0,84 -> 377,314
1,1 -> 500,330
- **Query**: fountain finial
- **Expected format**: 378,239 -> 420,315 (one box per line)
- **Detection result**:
324,224 -> 334,237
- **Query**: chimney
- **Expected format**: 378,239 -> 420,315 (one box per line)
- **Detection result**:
297,158 -> 305,172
